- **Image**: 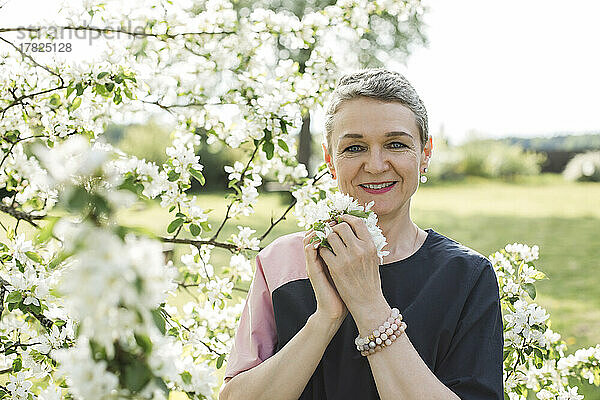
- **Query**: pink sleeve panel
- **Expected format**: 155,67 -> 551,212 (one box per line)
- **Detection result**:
223,232 -> 307,379
224,254 -> 277,379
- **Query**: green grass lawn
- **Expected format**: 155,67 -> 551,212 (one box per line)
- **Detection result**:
2,175 -> 599,398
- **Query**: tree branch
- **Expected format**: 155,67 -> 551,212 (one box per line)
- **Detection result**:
0,278 -> 53,331
159,236 -> 259,252
0,26 -> 234,39
0,204 -> 44,228
0,36 -> 64,85
257,169 -> 329,242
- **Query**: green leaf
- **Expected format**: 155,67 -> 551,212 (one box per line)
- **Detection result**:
167,170 -> 180,182
75,82 -> 85,96
190,224 -> 201,236
169,205 -> 176,212
48,93 -> 61,108
216,353 -> 226,369
151,309 -> 166,334
154,377 -> 169,394
105,82 -> 115,92
97,71 -> 109,79
279,119 -> 288,134
531,271 -> 547,280
25,251 -> 43,264
35,216 -> 60,244
124,87 -> 134,100
66,85 -> 75,98
277,139 -> 289,152
199,221 -> 211,232
189,168 -> 205,185
66,186 -> 89,211
533,348 -> 544,368
175,212 -> 186,218
49,251 -> 70,270
69,96 -> 82,112
134,333 -> 153,353
167,218 -> 184,234
347,210 -> 369,218
263,140 -> 274,160
6,291 -> 22,304
113,90 -> 122,105
95,83 -> 108,97
522,283 -> 536,300
123,361 -> 153,393
181,371 -> 192,385
12,356 -> 22,372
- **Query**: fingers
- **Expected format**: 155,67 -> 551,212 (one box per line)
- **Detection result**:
340,214 -> 371,242
330,221 -> 358,248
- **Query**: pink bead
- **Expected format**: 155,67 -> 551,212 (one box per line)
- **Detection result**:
391,323 -> 398,330
385,339 -> 392,346
391,308 -> 400,318
387,317 -> 395,324
394,318 -> 402,325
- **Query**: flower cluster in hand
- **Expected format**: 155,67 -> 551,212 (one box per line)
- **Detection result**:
302,192 -> 389,263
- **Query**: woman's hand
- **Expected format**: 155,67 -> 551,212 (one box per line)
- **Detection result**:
303,230 -> 348,325
318,214 -> 384,314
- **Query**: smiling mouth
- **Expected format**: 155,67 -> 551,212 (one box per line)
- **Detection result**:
359,181 -> 396,190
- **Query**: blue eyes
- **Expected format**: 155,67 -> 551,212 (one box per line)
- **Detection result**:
343,142 -> 407,153
345,145 -> 364,153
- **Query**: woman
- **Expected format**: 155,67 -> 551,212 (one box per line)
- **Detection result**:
219,69 -> 503,400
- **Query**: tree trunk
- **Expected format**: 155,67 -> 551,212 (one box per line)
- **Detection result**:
298,112 -> 312,173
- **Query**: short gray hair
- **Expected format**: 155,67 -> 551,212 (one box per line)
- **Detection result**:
324,68 -> 428,152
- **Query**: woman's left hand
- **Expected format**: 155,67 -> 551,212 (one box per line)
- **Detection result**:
318,214 -> 383,314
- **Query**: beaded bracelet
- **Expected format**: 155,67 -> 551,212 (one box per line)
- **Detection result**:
354,307 -> 407,356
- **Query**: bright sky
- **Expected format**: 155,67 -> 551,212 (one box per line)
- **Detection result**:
399,0 -> 600,143
2,0 -> 599,144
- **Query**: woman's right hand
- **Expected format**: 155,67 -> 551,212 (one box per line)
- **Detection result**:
303,230 -> 348,326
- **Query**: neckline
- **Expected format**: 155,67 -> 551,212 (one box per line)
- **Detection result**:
379,228 -> 434,267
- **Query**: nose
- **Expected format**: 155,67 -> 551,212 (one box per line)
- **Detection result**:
363,147 -> 390,174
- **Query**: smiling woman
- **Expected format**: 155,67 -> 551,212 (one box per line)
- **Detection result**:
219,69 -> 503,400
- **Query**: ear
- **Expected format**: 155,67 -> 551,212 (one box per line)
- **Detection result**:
420,136 -> 433,171
322,143 -> 336,179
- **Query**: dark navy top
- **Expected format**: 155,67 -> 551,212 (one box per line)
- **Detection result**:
225,229 -> 504,399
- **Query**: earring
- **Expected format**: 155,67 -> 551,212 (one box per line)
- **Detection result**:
420,167 -> 428,183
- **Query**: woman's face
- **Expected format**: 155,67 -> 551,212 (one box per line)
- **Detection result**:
325,97 -> 431,220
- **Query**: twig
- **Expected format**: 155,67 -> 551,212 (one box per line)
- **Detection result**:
257,169 -> 329,241
0,36 -> 64,85
0,278 -> 53,331
159,236 -> 254,252
0,26 -> 234,39
211,142 -> 262,241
